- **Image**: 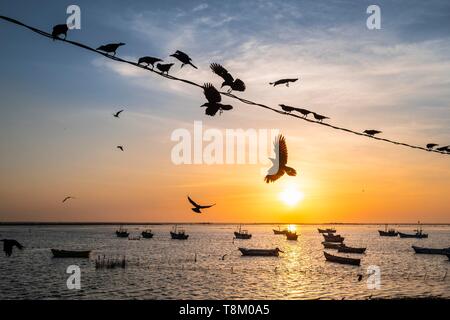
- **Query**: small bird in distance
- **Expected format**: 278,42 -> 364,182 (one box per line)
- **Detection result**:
51,24 -> 68,40
426,143 -> 438,150
62,196 -> 75,203
113,110 -> 124,118
270,78 -> 299,87
96,43 -> 125,56
117,146 -> 124,151
312,113 -> 329,122
363,130 -> 382,137
187,196 -> 215,213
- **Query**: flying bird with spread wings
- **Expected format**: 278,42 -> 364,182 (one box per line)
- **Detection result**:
1,239 -> 24,257
117,146 -> 124,151
265,134 -> 297,183
269,78 -> 299,87
187,196 -> 215,213
170,50 -> 198,69
62,196 -> 75,203
210,63 -> 246,93
113,109 -> 124,118
200,83 -> 233,116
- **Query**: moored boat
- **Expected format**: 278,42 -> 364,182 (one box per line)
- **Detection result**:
338,245 -> 366,254
378,224 -> 398,237
286,231 -> 298,240
51,249 -> 91,258
273,226 -> 288,235
324,251 -> 360,266
322,241 -> 343,249
141,230 -> 154,239
398,231 -> 428,239
234,225 -> 252,239
318,228 -> 336,234
412,245 -> 450,255
239,247 -> 283,257
170,225 -> 188,240
115,226 -> 129,238
323,233 -> 344,243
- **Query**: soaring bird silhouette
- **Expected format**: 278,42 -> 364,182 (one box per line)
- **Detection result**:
436,145 -> 450,152
1,239 -> 23,257
265,134 -> 297,183
52,24 -> 68,40
117,146 -> 124,151
62,196 -> 75,203
312,113 -> 329,122
170,50 -> 197,69
156,63 -> 174,75
187,196 -> 215,213
269,78 -> 298,87
96,43 -> 125,56
138,56 -> 163,69
113,110 -> 124,118
426,143 -> 439,150
200,83 -> 233,116
210,63 -> 245,93
279,104 -> 295,113
364,130 -> 382,136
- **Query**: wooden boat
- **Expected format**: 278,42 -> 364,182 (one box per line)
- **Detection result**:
239,247 -> 283,257
141,230 -> 154,239
378,224 -> 398,237
412,245 -> 450,255
51,249 -> 91,258
398,231 -> 428,239
323,233 -> 344,243
273,226 -> 288,235
286,231 -> 298,240
234,225 -> 252,239
324,251 -> 360,266
318,228 -> 336,234
115,226 -> 129,238
322,241 -> 343,249
170,225 -> 188,240
338,245 -> 366,254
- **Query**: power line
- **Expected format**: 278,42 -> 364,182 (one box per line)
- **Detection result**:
1,15 -> 449,157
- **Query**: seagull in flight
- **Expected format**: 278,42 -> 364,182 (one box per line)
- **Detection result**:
187,196 -> 215,213
170,50 -> 198,69
200,83 -> 233,116
117,146 -> 124,151
364,130 -> 382,136
270,78 -> 299,87
0,239 -> 24,257
62,196 -> 75,203
113,110 -> 124,118
210,63 -> 245,93
265,134 -> 297,183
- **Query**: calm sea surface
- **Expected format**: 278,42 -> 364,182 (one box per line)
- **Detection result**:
0,224 -> 449,299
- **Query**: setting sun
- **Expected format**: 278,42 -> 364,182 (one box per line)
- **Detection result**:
279,185 -> 304,206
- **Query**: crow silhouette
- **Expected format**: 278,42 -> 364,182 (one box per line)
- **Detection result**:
426,143 -> 439,150
312,113 -> 329,122
170,50 -> 197,69
1,239 -> 24,257
96,43 -> 125,56
269,78 -> 298,87
436,145 -> 450,152
62,196 -> 75,203
156,63 -> 174,75
210,63 -> 245,93
364,130 -> 382,136
138,56 -> 163,69
265,134 -> 297,183
113,110 -> 124,118
52,24 -> 68,40
279,104 -> 295,113
294,108 -> 312,118
200,83 -> 233,116
187,196 -> 215,213
117,146 -> 124,151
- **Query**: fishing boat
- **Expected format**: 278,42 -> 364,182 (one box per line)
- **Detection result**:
323,233 -> 344,243
378,224 -> 398,237
51,249 -> 91,258
115,226 -> 129,238
412,245 -> 450,255
234,225 -> 252,239
239,247 -> 283,257
141,230 -> 154,239
322,241 -> 343,249
286,231 -> 298,240
338,245 -> 366,254
273,226 -> 288,235
399,222 -> 428,239
170,225 -> 189,240
318,228 -> 336,234
324,251 -> 361,266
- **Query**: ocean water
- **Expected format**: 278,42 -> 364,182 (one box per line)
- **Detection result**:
0,224 -> 449,300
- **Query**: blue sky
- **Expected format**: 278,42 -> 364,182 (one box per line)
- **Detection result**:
1,0 -> 450,222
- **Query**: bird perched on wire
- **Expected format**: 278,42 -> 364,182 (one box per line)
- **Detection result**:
137,56 -> 163,69
312,113 -> 329,122
52,24 -> 68,40
269,78 -> 299,87
364,130 -> 382,136
279,104 -> 295,113
436,145 -> 450,152
113,110 -> 124,118
200,83 -> 233,116
156,63 -> 174,75
117,146 -> 124,151
170,50 -> 197,69
62,196 -> 75,203
426,143 -> 439,150
187,196 -> 215,213
265,134 -> 297,183
96,42 -> 125,56
210,63 -> 245,93
294,108 -> 312,118
1,239 -> 24,257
